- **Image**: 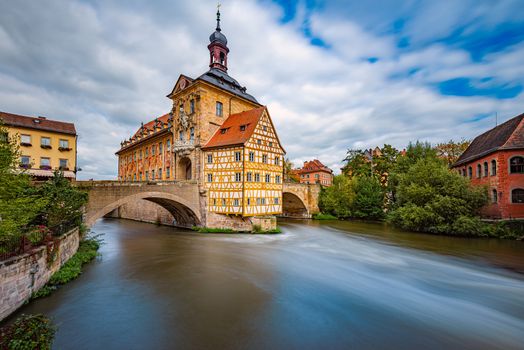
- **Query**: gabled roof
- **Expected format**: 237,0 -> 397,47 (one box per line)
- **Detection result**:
0,111 -> 76,135
167,69 -> 259,105
298,159 -> 333,174
203,107 -> 265,149
454,112 -> 524,166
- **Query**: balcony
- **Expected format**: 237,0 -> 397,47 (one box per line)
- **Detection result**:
58,147 -> 72,152
172,140 -> 195,156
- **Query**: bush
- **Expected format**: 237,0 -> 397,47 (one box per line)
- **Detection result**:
352,176 -> 385,220
0,314 -> 56,350
313,213 -> 338,220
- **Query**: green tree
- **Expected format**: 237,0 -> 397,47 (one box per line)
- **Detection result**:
435,139 -> 471,167
352,176 -> 385,220
388,158 -> 488,235
341,149 -> 371,177
319,175 -> 355,218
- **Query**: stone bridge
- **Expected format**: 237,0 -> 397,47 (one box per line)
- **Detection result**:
76,180 -> 320,228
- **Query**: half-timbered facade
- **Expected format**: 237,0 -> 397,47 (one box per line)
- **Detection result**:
203,107 -> 285,217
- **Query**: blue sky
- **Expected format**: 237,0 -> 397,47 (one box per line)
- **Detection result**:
0,0 -> 523,178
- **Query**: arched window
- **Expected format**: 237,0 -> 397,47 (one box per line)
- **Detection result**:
476,164 -> 481,178
492,189 -> 498,203
483,162 -> 488,177
491,159 -> 497,176
512,189 -> 524,203
468,166 -> 472,179
510,156 -> 524,173
220,52 -> 225,65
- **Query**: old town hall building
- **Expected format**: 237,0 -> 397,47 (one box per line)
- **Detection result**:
116,9 -> 285,227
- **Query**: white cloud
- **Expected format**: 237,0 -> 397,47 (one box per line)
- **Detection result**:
0,0 -> 522,178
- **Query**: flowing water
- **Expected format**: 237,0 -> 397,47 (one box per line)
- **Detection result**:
5,218 -> 524,349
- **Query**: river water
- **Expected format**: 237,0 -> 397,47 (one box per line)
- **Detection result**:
7,218 -> 524,349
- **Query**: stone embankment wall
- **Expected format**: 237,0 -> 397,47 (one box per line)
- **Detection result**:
0,228 -> 80,321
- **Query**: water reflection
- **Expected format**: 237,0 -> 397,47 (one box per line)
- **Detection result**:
5,218 -> 524,349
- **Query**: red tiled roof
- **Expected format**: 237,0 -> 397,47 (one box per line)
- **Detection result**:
0,111 -> 76,135
298,159 -> 333,174
203,107 -> 266,149
454,112 -> 524,166
131,113 -> 170,139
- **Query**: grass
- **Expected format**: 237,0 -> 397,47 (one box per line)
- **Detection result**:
312,213 -> 338,220
31,236 -> 101,300
193,226 -> 282,234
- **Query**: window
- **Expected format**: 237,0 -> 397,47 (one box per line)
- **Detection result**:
484,162 -> 488,177
235,152 -> 241,162
269,141 -> 273,147
59,139 -> 69,148
207,154 -> 213,163
152,145 -> 156,155
240,125 -> 246,131
139,173 -> 143,181
265,174 -> 270,183
509,156 -> 524,173
274,157 -> 279,166
263,125 -> 267,131
462,169 -> 466,177
256,198 -> 261,205
222,198 -> 226,207
166,139 -> 171,151
261,198 -> 266,205
59,159 -> 68,169
315,174 -> 320,179
133,174 -> 136,181
159,143 -> 163,154
166,167 -> 170,178
213,198 -> 217,206
274,197 -> 279,205
145,148 -> 149,157
145,171 -> 149,180
0,132 -> 7,143
158,168 -> 162,179
257,139 -> 262,145
41,137 -> 51,148
255,173 -> 260,182
133,152 -> 136,161
190,99 -> 195,114
512,189 -> 524,203
247,198 -> 251,205
21,134 -> 31,145
492,189 -> 498,203
275,175 -> 281,184
139,150 -> 143,159
247,172 -> 252,182
179,104 -> 184,114
468,166 -> 472,179
262,154 -> 267,163
233,199 -> 240,207
249,152 -> 255,162
40,157 -> 50,168
179,130 -> 184,141
491,160 -> 496,176
216,101 -> 223,117
235,173 -> 241,182
190,127 -> 194,141
20,156 -> 30,167
207,173 -> 213,182
476,164 -> 481,178
220,128 -> 228,134
151,170 -> 155,179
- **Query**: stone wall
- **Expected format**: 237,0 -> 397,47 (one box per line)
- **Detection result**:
206,212 -> 277,231
106,199 -> 177,226
0,228 -> 80,321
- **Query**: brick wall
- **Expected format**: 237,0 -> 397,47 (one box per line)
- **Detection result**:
0,228 -> 80,321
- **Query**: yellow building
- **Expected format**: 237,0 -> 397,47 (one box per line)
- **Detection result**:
203,107 -> 285,216
0,111 -> 77,180
116,8 -> 285,221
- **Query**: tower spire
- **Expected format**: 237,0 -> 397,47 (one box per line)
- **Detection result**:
208,3 -> 229,72
216,3 -> 221,31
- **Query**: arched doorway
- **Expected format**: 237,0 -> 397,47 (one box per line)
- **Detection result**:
282,192 -> 309,218
177,157 -> 192,180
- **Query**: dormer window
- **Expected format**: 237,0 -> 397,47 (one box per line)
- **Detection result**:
240,125 -> 246,131
220,128 -> 229,134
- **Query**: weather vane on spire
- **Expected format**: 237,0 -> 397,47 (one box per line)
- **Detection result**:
216,2 -> 221,31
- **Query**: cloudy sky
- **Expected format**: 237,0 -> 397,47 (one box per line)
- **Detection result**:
0,0 -> 523,179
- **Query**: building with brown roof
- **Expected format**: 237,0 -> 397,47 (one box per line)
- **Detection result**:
453,112 -> 524,219
0,111 -> 77,180
295,159 -> 333,186
115,9 -> 286,221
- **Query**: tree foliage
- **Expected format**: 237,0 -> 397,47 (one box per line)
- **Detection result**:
435,139 -> 470,167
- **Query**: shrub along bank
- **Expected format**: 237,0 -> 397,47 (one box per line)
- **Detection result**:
0,314 -> 56,350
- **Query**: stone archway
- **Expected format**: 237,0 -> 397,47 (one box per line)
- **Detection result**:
86,191 -> 201,228
282,192 -> 309,218
177,157 -> 192,180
